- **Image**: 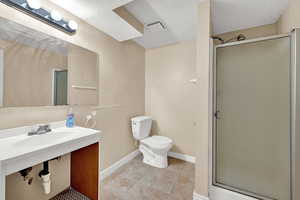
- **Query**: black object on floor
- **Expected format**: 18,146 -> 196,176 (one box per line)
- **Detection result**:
50,188 -> 90,200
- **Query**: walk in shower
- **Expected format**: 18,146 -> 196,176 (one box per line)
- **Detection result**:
210,30 -> 300,200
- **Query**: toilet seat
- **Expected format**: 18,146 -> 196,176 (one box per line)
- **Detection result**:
141,136 -> 172,150
139,136 -> 173,168
131,116 -> 173,168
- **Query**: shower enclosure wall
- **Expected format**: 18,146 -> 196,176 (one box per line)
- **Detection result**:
209,29 -> 300,200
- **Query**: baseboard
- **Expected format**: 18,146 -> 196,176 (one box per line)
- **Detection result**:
193,192 -> 210,200
100,150 -> 195,181
168,152 -> 196,163
100,149 -> 140,181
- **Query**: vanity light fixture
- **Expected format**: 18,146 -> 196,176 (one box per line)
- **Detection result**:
26,0 -> 40,10
0,0 -> 77,34
50,10 -> 62,21
68,20 -> 78,31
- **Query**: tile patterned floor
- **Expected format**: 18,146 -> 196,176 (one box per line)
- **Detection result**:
51,188 -> 90,200
101,155 -> 195,200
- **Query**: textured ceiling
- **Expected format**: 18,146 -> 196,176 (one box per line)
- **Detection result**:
50,0 -> 289,48
213,0 -> 289,34
125,0 -> 200,49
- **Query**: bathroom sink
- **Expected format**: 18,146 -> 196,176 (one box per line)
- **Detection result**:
13,131 -> 71,147
0,122 -> 101,176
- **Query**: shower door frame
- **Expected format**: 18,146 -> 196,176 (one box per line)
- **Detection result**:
209,33 -> 295,200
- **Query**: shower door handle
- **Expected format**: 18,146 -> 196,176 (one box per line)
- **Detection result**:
214,110 -> 221,119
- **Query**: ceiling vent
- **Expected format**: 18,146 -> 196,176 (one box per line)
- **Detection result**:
146,21 -> 167,32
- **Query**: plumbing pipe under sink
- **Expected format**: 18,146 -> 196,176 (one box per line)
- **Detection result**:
41,173 -> 51,194
39,161 -> 51,194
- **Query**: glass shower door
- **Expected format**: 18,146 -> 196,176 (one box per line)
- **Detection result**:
213,36 -> 291,200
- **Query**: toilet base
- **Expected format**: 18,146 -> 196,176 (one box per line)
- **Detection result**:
139,145 -> 168,168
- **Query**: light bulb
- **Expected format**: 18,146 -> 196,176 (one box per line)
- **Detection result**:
68,20 -> 78,31
50,10 -> 62,21
27,0 -> 41,9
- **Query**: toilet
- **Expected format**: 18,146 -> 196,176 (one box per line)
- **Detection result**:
131,116 -> 173,168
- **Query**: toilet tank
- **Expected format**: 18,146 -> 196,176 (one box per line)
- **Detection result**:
131,116 -> 152,140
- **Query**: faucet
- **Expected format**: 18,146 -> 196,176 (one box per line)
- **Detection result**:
28,124 -> 52,136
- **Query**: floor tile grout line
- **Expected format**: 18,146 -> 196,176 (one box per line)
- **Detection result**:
101,157 -> 195,200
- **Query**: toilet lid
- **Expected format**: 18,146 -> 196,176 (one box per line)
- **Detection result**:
141,136 -> 172,149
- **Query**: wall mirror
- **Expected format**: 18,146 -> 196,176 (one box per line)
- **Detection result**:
0,17 -> 99,108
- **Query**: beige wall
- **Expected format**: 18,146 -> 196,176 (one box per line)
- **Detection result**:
3,41 -> 67,107
68,46 -> 98,106
277,0 -> 293,34
194,0 -> 211,197
278,0 -> 300,34
145,41 -> 198,156
0,0 -> 145,199
215,23 -> 278,44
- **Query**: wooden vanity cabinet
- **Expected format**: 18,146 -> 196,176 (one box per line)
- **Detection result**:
71,143 -> 99,200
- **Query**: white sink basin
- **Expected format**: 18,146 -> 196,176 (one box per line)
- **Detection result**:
13,132 -> 71,148
10,128 -> 89,149
0,122 -> 101,175
0,121 -> 101,200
